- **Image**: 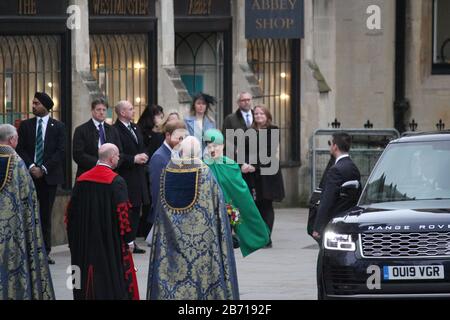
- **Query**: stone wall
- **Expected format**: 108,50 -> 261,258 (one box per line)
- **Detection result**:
404,0 -> 450,131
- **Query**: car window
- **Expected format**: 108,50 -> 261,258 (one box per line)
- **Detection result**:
360,140 -> 450,204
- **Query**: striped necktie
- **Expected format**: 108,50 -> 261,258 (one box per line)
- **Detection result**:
35,118 -> 44,166
128,124 -> 138,143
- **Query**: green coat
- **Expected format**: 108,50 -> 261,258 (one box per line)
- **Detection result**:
207,156 -> 270,257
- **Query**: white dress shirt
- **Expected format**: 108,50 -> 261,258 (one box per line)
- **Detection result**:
335,154 -> 350,164
31,114 -> 50,173
240,109 -> 253,127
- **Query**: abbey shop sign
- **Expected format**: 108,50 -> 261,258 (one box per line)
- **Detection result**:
245,0 -> 304,39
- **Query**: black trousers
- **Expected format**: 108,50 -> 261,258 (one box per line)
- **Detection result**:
33,178 -> 57,255
137,204 -> 152,238
316,243 -> 324,300
128,205 -> 141,242
255,199 -> 274,238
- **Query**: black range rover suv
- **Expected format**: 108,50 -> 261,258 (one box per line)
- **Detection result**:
320,133 -> 450,299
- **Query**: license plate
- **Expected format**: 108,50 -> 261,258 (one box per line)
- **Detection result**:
383,265 -> 444,280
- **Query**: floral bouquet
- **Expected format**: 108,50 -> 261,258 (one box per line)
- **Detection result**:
226,203 -> 241,227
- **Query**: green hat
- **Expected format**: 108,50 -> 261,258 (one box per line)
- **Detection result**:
204,129 -> 224,145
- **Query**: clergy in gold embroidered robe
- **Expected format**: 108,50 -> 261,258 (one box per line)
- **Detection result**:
146,137 -> 239,300
0,144 -> 54,300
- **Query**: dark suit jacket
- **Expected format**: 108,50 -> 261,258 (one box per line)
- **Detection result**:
248,125 -> 285,202
147,143 -> 172,224
223,108 -> 249,133
314,156 -> 361,234
16,117 -> 66,185
73,119 -> 122,177
114,120 -> 150,207
223,109 -> 255,185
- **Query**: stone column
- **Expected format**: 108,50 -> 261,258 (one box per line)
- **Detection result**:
70,0 -> 101,174
156,0 -> 190,115
70,0 -> 93,130
231,0 -> 262,103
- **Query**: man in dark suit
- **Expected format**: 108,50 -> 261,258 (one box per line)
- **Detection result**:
312,132 -> 361,299
222,92 -> 256,182
312,133 -> 361,237
148,120 -> 187,229
16,92 -> 66,264
222,92 -> 256,249
114,100 -> 150,254
73,98 -> 122,177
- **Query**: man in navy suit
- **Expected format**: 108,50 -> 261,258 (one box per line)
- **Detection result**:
313,132 -> 361,238
16,92 -> 66,264
312,132 -> 361,299
72,98 -> 122,177
148,120 -> 187,228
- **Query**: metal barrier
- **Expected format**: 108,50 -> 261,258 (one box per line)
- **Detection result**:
310,128 -> 400,193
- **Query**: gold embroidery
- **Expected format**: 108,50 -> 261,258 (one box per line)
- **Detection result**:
0,154 -> 12,192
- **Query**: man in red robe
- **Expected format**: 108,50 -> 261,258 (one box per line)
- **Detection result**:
67,143 -> 139,300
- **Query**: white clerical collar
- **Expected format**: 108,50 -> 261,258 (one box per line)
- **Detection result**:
335,154 -> 350,164
92,118 -> 104,128
163,141 -> 173,152
97,162 -> 112,169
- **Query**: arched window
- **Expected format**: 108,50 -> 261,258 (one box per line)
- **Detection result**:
175,32 -> 224,125
248,39 -> 298,164
90,34 -> 148,122
0,35 -> 61,124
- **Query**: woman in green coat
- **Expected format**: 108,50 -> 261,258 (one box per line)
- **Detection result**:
203,129 -> 270,257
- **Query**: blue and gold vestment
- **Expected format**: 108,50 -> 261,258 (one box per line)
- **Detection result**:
146,160 -> 239,300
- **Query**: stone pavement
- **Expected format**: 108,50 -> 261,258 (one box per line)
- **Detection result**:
50,208 -> 319,300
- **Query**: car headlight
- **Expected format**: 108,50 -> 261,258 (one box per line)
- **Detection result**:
324,232 -> 356,251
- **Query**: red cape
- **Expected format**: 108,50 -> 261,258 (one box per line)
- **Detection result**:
77,165 -> 118,184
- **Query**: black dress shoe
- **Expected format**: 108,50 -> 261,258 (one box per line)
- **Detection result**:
47,257 -> 55,265
133,244 -> 146,254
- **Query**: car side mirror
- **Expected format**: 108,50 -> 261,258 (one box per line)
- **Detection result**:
340,180 -> 360,198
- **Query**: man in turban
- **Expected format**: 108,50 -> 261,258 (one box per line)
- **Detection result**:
16,92 -> 67,264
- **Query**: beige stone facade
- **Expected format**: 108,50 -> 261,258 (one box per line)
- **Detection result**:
3,0 -> 450,245
62,0 -> 450,211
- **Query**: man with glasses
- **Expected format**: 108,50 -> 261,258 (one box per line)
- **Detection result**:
16,92 -> 66,265
222,92 -> 257,248
222,92 -> 256,174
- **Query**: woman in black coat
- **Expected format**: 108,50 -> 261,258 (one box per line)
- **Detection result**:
137,104 -> 165,159
136,104 -> 164,237
250,105 -> 285,247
